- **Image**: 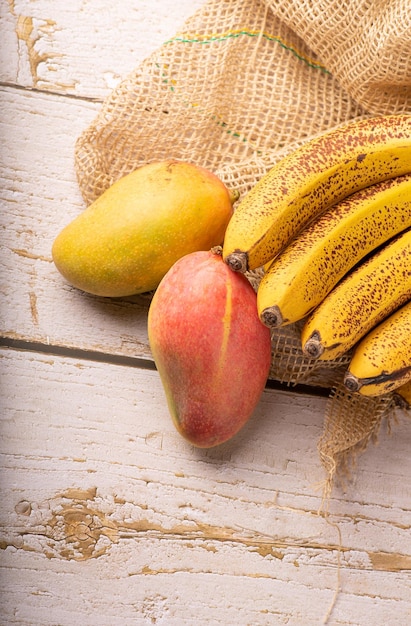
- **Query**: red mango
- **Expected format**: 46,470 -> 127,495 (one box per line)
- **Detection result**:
148,249 -> 272,447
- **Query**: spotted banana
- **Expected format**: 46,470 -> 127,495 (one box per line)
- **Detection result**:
223,114 -> 411,272
343,301 -> 411,397
257,174 -> 411,328
301,228 -> 411,361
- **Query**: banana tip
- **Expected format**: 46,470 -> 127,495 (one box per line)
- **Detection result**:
224,251 -> 248,273
303,333 -> 324,359
343,372 -> 362,393
260,305 -> 283,328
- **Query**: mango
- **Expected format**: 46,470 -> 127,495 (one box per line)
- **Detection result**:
148,249 -> 272,447
52,160 -> 237,297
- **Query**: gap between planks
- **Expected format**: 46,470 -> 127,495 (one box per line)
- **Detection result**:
0,336 -> 332,399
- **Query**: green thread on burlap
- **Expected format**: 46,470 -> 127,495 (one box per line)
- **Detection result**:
164,29 -> 331,74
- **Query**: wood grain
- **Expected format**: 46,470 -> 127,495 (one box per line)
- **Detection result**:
2,0 -> 206,98
1,349 -> 410,624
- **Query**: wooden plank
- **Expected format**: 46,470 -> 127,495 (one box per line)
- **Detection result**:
1,348 -> 410,624
1,548 -> 410,625
1,0 -> 207,98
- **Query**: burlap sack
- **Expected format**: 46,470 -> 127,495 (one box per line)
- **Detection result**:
74,0 -> 411,490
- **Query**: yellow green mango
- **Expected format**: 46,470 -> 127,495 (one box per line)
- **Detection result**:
52,160 -> 237,297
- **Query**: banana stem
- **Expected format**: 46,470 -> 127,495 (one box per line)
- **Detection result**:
229,189 -> 240,204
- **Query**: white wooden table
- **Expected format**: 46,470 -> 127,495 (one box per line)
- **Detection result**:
1,2 -> 410,624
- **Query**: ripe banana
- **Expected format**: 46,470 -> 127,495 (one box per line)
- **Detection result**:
301,228 -> 411,361
257,174 -> 411,328
343,301 -> 411,397
222,114 -> 411,272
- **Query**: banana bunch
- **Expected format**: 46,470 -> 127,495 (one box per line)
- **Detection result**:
221,114 -> 411,399
257,175 -> 411,327
223,114 -> 411,272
